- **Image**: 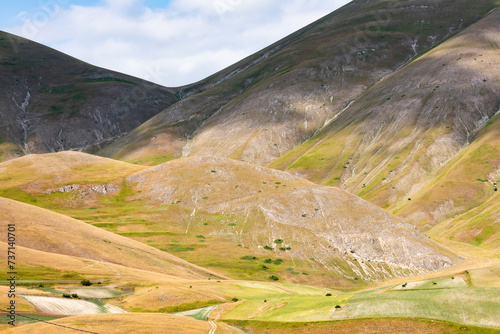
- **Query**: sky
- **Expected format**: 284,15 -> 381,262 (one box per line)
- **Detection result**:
1,0 -> 351,87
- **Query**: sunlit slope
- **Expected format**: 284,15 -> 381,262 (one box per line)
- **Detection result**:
0,313 -> 238,334
124,156 -> 456,281
0,32 -> 178,161
0,197 -> 224,280
99,0 -> 498,166
398,113 -> 500,249
0,152 -> 455,284
271,8 -> 500,226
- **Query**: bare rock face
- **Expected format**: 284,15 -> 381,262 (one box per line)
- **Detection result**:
127,156 -> 456,281
0,31 -> 178,161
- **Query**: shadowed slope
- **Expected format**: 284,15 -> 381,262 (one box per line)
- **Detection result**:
0,31 -> 178,161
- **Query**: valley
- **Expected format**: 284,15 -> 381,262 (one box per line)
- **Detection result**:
1,0 -> 500,333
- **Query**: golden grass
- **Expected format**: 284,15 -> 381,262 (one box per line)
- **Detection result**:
0,197 -> 225,280
0,151 -> 146,187
0,313 -> 213,334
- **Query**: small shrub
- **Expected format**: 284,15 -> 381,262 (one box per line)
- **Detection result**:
196,235 -> 205,239
402,283 -> 407,288
273,259 -> 283,265
231,298 -> 239,302
62,294 -> 71,298
260,265 -> 269,270
326,293 -> 332,296
263,245 -> 273,250
269,275 -> 279,281
202,196 -> 209,200
71,294 -> 78,298
279,247 -> 286,251
240,256 -> 258,261
263,258 -> 272,263
274,239 -> 283,244
335,305 -> 341,309
81,279 -> 92,286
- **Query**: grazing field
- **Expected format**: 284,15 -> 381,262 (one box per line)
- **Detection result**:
235,319 -> 500,334
61,286 -> 130,299
20,296 -> 126,316
222,283 -> 500,329
174,304 -> 220,320
391,277 -> 467,290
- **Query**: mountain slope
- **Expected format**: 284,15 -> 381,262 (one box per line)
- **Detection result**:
99,0 -> 499,166
0,31 -> 179,161
0,152 -> 456,283
270,7 -> 500,244
126,156 -> 456,281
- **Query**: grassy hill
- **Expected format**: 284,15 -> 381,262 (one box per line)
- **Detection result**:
0,31 -> 178,162
0,196 -> 224,280
0,152 -> 456,286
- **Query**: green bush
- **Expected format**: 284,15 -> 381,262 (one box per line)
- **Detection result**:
240,256 -> 258,261
71,294 -> 78,298
231,298 -> 239,302
335,305 -> 341,309
263,258 -> 272,263
326,293 -> 332,296
274,239 -> 283,244
269,275 -> 279,281
263,245 -> 273,250
81,279 -> 92,286
62,293 -> 71,298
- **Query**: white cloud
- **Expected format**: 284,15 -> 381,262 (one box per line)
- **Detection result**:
4,0 -> 350,86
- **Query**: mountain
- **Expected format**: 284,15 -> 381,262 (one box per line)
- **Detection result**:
0,31 -> 179,162
271,6 -> 500,248
99,0 -> 499,166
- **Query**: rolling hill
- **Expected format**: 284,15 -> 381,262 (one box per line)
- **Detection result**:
0,196 -> 224,280
0,152 -> 456,285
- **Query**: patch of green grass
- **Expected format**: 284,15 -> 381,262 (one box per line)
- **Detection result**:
0,264 -> 84,282
82,77 -> 137,85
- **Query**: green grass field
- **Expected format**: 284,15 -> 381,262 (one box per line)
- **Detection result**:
221,278 -> 500,329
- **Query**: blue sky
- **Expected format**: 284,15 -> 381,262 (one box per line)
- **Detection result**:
1,0 -> 350,86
